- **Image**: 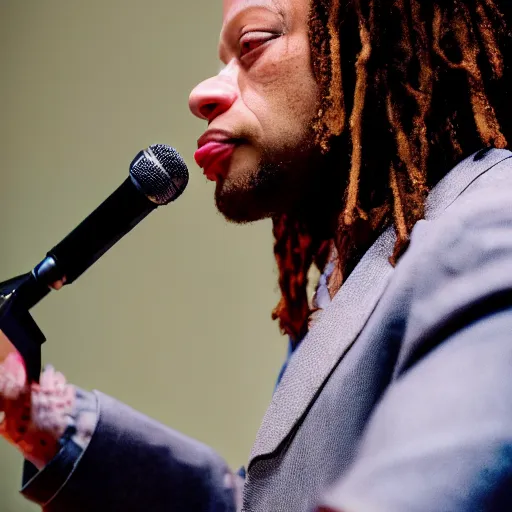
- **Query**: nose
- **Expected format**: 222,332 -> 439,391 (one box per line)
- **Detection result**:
189,73 -> 238,123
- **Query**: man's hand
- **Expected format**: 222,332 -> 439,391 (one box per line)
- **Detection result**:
0,351 -> 75,470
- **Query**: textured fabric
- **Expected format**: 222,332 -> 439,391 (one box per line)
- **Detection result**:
40,391 -> 237,511
320,310 -> 512,512
21,439 -> 84,505
20,385 -> 98,504
19,148 -> 512,512
319,185 -> 512,511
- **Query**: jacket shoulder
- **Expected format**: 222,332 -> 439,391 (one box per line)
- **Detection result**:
393,154 -> 512,375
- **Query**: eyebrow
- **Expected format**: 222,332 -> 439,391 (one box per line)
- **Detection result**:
218,0 -> 283,63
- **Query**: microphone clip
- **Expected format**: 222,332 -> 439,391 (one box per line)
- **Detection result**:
0,274 -> 47,382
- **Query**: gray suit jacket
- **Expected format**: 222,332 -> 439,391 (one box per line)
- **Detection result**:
26,149 -> 512,511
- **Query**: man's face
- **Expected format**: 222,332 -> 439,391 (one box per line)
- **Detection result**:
189,0 -> 320,222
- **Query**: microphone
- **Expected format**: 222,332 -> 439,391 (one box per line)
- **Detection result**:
4,144 -> 189,311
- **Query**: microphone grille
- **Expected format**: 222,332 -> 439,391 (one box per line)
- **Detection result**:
129,144 -> 189,205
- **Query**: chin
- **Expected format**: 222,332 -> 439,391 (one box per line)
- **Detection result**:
212,149 -> 273,223
214,175 -> 272,223
213,137 -> 323,223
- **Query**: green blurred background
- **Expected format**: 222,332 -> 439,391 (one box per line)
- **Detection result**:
0,1 -> 286,510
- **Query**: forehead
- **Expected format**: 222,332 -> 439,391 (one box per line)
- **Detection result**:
222,0 -> 282,21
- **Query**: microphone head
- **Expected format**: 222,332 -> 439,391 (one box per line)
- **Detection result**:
129,144 -> 189,205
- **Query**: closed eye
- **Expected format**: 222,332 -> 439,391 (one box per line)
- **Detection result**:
239,31 -> 281,60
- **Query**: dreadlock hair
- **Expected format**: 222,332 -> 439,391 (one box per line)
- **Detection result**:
272,0 -> 512,343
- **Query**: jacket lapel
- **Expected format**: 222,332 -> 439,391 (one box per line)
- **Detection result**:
248,148 -> 512,466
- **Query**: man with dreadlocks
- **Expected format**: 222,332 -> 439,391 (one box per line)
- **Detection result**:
2,0 -> 512,510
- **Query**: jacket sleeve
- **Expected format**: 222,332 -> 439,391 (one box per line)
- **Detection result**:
318,189 -> 512,512
22,390 -> 238,512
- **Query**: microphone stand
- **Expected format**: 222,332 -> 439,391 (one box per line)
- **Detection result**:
0,273 -> 48,383
0,273 -> 51,482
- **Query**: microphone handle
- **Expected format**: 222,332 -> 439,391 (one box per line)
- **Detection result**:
6,177 -> 157,312
46,177 -> 156,285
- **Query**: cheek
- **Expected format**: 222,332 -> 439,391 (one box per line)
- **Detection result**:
239,41 -> 319,140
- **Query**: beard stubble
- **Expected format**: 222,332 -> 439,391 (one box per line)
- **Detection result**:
214,129 -> 325,224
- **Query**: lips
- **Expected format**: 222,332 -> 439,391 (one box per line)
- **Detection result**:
195,129 -> 238,181
194,141 -> 236,181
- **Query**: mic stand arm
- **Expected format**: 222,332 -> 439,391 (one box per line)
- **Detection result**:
0,273 -> 48,383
